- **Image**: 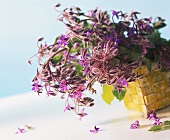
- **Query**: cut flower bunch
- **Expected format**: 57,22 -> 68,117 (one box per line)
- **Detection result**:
29,4 -> 170,118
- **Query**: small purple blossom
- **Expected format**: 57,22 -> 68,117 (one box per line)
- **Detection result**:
153,118 -> 162,126
117,78 -> 128,90
147,110 -> 158,120
60,80 -> 68,92
78,55 -> 90,75
127,27 -> 135,36
15,128 -> 25,134
70,85 -> 85,99
90,126 -> 100,133
32,80 -> 43,92
64,104 -> 71,112
63,51 -> 76,62
86,31 -> 91,37
79,108 -> 88,121
57,34 -> 69,46
73,42 -> 79,49
91,22 -> 95,27
130,120 -> 140,129
79,56 -> 89,67
87,10 -> 96,17
112,10 -> 119,19
113,39 -> 120,48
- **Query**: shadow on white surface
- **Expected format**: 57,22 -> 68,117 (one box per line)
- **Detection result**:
0,92 -> 170,140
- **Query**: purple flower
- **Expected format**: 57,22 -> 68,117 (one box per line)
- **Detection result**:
153,118 -> 162,126
130,120 -> 140,129
64,104 -> 71,112
117,78 -> 128,88
147,110 -> 158,120
70,85 -> 85,99
73,42 -> 79,49
111,10 -> 119,19
86,31 -> 91,37
63,51 -> 76,62
78,108 -> 88,121
32,80 -> 43,92
60,80 -> 68,92
78,56 -> 88,67
127,27 -> 135,36
57,34 -> 69,46
83,65 -> 90,76
113,39 -> 120,48
91,22 -> 95,27
87,10 -> 96,17
78,57 -> 90,76
90,126 -> 100,133
15,128 -> 25,134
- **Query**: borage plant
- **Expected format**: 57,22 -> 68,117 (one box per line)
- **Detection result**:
29,4 -> 155,119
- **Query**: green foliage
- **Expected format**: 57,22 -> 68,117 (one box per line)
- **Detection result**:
164,120 -> 170,125
75,64 -> 83,76
148,120 -> 170,132
112,58 -> 120,65
142,57 -> 152,72
51,55 -> 63,64
149,125 -> 162,131
67,41 -> 73,48
75,17 -> 81,23
72,38 -> 81,43
153,22 -> 166,30
101,84 -> 114,104
70,48 -> 79,53
83,21 -> 92,29
112,88 -> 126,101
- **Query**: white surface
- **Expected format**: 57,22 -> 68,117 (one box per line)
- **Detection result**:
0,89 -> 170,140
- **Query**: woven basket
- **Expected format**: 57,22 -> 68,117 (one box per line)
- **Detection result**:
124,64 -> 170,113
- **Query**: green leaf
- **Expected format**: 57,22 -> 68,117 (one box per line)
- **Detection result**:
75,64 -> 83,76
163,125 -> 170,130
77,13 -> 85,16
119,46 -> 129,55
51,55 -> 63,64
83,21 -> 92,29
75,17 -> 81,23
129,52 -> 141,61
109,23 -> 116,28
67,41 -> 73,48
142,57 -> 152,72
54,36 -> 60,44
148,125 -> 162,131
101,84 -> 114,104
112,88 -> 126,101
164,120 -> 170,126
153,22 -> 166,30
70,48 -> 79,53
72,38 -> 81,43
112,58 -> 120,65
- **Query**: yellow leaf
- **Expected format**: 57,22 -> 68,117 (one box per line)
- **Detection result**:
101,84 -> 114,104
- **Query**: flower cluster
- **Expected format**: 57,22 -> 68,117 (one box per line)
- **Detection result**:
130,110 -> 170,132
29,4 -> 169,118
147,110 -> 162,126
130,120 -> 140,129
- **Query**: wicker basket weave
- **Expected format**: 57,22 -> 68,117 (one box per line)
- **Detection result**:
124,65 -> 170,113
